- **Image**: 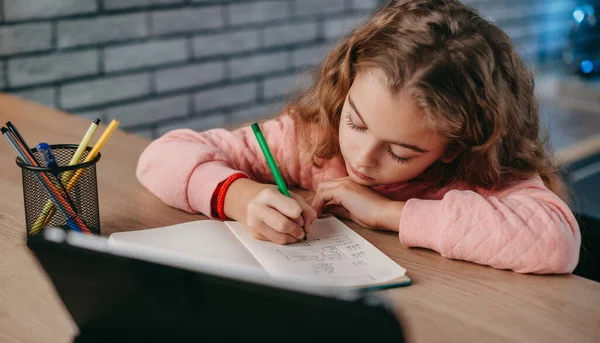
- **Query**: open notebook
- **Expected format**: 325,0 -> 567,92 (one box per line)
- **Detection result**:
108,216 -> 411,290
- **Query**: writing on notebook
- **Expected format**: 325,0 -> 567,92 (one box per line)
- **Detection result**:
278,246 -> 346,262
110,216 -> 410,288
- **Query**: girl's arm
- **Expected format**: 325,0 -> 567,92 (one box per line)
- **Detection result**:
136,116 -> 304,218
399,178 -> 581,274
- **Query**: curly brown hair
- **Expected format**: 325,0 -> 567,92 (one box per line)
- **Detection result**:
286,0 -> 567,200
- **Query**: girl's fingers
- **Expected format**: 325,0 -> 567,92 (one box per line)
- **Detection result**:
260,188 -> 304,220
311,186 -> 343,217
249,231 -> 269,241
260,207 -> 305,239
324,204 -> 352,220
250,221 -> 299,245
290,192 -> 317,235
324,204 -> 368,228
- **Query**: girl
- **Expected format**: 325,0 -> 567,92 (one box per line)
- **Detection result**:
137,0 -> 581,274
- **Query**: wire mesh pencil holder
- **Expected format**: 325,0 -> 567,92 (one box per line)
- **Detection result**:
16,144 -> 101,236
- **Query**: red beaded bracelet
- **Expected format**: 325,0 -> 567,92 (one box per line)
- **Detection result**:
216,173 -> 248,220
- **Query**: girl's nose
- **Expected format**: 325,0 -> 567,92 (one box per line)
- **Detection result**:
355,143 -> 378,168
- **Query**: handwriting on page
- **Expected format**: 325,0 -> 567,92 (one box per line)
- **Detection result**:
279,246 -> 346,262
273,233 -> 382,280
227,217 -> 406,287
277,234 -> 355,262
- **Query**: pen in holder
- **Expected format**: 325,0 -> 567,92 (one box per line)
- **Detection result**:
17,144 -> 101,236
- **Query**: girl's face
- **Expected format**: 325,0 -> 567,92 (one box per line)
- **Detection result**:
339,70 -> 452,186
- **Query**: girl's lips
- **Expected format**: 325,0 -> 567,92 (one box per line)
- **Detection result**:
350,165 -> 374,181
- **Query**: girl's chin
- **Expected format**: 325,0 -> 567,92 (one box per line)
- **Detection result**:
348,173 -> 378,187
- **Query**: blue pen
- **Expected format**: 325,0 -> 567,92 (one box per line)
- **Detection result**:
1,128 -> 84,233
38,143 -> 59,170
37,143 -> 80,222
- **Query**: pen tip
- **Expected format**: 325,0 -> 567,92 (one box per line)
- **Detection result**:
1,127 -> 7,134
93,118 -> 101,125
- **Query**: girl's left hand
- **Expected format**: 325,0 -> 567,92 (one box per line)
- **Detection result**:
311,177 -> 404,232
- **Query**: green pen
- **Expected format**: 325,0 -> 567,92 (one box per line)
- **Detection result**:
251,123 -> 307,240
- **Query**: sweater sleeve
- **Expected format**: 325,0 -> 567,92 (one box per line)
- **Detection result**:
136,116 -> 302,218
398,178 -> 581,274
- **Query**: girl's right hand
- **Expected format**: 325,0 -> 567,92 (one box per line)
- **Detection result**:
223,178 -> 316,245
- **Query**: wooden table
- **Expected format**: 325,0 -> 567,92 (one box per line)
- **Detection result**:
1,94 -> 599,343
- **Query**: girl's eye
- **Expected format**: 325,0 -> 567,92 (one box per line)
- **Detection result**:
345,113 -> 366,132
387,146 -> 413,164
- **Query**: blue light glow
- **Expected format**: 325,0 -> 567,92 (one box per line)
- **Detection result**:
580,60 -> 594,74
573,9 -> 585,23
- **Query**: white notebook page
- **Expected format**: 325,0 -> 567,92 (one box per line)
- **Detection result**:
108,220 -> 262,270
227,216 -> 406,287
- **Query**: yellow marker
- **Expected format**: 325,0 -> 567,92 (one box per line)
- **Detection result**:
69,118 -> 102,165
32,118 -> 102,233
65,119 -> 119,191
32,119 -> 119,234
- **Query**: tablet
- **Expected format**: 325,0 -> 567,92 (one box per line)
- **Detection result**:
27,228 -> 406,342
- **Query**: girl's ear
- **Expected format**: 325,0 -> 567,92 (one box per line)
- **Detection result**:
441,145 -> 462,164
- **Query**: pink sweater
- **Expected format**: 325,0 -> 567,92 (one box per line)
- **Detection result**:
136,116 -> 581,274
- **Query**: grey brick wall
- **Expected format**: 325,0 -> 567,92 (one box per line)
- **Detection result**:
150,7 -> 223,35
3,0 -> 97,21
228,1 -> 290,25
104,39 -> 188,72
0,61 -> 5,89
155,61 -> 225,92
60,73 -> 151,108
8,50 -> 99,87
194,82 -> 257,113
0,0 -> 579,140
0,23 -> 52,56
192,30 -> 261,57
58,14 -> 148,48
13,86 -> 56,108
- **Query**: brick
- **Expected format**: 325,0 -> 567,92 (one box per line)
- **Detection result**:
157,113 -> 229,136
104,0 -> 183,10
0,61 -> 5,89
105,39 -> 187,72
8,50 -> 98,87
151,7 -> 223,35
61,73 -> 150,109
77,111 -> 106,123
3,0 -> 97,21
293,43 -> 331,68
351,0 -> 382,10
294,0 -> 346,17
231,102 -> 284,126
105,95 -> 189,127
12,87 -> 56,108
229,1 -> 290,26
128,127 -> 156,140
156,61 -> 225,92
263,74 -> 295,99
0,23 -> 52,56
193,30 -> 260,58
229,51 -> 288,79
263,73 -> 310,100
194,82 -> 256,112
324,15 -> 364,40
58,14 -> 147,49
263,21 -> 318,47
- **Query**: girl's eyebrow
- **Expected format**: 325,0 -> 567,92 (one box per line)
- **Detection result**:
347,93 -> 430,154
